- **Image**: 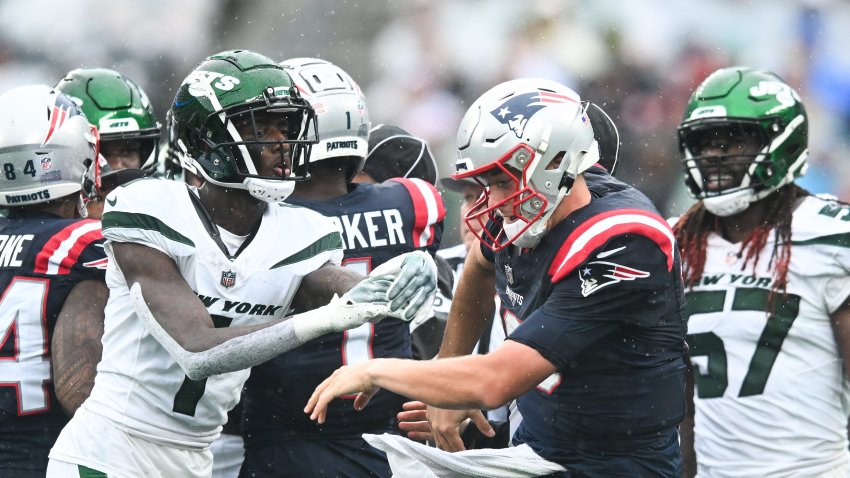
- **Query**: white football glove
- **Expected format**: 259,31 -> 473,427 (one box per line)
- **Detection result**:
365,250 -> 438,323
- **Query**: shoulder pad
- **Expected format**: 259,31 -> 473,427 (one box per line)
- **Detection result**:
388,177 -> 446,247
548,208 -> 675,283
33,219 -> 104,274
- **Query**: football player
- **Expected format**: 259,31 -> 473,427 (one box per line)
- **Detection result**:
673,67 -> 850,477
306,78 -> 687,477
399,101 -> 622,447
55,68 -> 162,219
46,50 -> 437,478
0,85 -> 107,477
237,58 -> 445,478
355,123 -> 453,360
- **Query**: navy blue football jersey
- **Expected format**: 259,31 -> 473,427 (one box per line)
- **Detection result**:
0,213 -> 106,475
482,172 -> 687,467
242,179 -> 445,444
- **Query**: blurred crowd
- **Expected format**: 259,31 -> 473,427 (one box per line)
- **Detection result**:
1,0 -> 848,231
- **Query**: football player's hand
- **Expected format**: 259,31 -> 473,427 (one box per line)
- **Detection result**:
375,251 -> 437,322
305,361 -> 381,424
397,400 -> 435,442
427,405 -> 493,452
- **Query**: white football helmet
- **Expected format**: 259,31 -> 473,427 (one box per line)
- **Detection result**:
453,78 -> 599,250
0,84 -> 100,214
280,57 -> 370,182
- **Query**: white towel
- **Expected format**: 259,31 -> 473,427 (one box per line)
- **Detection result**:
363,433 -> 566,478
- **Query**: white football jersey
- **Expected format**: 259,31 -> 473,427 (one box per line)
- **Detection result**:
676,195 -> 850,477
80,179 -> 343,448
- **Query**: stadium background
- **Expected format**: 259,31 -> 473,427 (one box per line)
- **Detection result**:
1,0 -> 848,244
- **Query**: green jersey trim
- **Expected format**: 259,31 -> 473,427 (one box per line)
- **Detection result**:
270,232 -> 342,269
78,465 -> 108,478
791,232 -> 850,249
102,211 -> 195,247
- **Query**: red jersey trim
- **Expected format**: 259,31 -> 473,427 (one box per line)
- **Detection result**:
390,178 -> 446,248
34,220 -> 103,275
548,209 -> 675,283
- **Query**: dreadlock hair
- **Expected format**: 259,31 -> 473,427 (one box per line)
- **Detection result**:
673,184 -> 811,307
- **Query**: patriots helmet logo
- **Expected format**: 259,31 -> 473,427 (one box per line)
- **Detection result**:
490,90 -> 577,138
579,261 -> 649,297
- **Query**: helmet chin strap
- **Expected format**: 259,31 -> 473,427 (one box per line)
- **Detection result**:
702,191 -> 752,217
243,177 -> 295,203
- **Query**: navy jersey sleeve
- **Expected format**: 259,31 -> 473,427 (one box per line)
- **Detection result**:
510,234 -> 684,369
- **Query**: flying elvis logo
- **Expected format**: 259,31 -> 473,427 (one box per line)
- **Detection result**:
490,90 -> 578,138
579,261 -> 649,297
183,70 -> 241,98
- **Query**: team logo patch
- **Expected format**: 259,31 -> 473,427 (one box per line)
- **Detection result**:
504,264 -> 514,284
579,261 -> 649,297
220,269 -> 237,288
490,90 -> 577,138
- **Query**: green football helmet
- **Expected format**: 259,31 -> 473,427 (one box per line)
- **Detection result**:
678,67 -> 808,216
168,49 -> 318,202
56,68 -> 161,175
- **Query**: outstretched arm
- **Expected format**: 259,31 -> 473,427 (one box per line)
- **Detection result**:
306,341 -> 556,424
115,243 -> 436,379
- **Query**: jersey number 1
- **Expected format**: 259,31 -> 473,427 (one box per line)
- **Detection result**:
341,258 -> 375,379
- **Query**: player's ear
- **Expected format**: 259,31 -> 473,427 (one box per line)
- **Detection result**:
546,152 -> 566,170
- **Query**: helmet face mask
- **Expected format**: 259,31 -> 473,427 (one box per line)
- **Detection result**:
56,68 -> 161,175
280,57 -> 369,183
170,50 -> 318,202
678,67 -> 808,216
453,78 -> 599,250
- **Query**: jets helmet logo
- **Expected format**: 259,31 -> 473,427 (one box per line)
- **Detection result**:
579,261 -> 649,297
490,90 -> 578,138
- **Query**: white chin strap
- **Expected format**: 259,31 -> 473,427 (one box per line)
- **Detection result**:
243,177 -> 295,203
503,202 -> 561,249
702,190 -> 753,217
503,219 -> 546,248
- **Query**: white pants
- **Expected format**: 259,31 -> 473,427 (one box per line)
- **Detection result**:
210,433 -> 244,478
48,407 -> 212,478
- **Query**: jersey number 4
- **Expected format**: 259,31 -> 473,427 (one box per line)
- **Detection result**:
0,277 -> 52,415
686,288 -> 800,399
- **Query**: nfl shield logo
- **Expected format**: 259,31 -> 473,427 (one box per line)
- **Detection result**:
504,264 -> 514,285
41,157 -> 53,171
220,269 -> 236,288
